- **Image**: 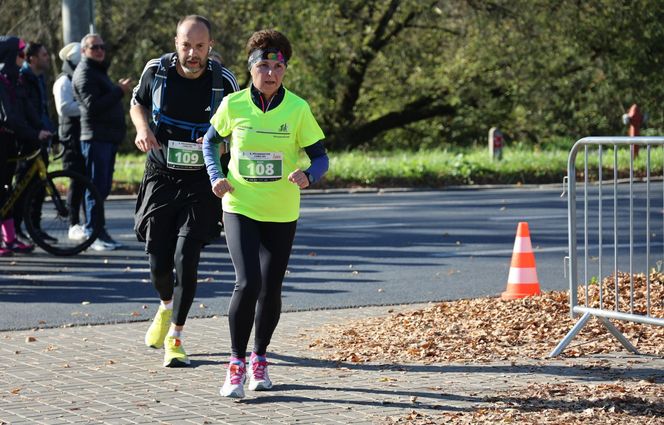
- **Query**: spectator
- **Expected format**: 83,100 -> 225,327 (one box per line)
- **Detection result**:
0,36 -> 50,255
14,41 -> 56,244
53,42 -> 87,240
20,42 -> 55,133
72,34 -> 132,251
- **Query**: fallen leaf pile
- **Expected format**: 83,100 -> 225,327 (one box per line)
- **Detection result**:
309,272 -> 663,363
579,271 -> 663,315
385,381 -> 663,425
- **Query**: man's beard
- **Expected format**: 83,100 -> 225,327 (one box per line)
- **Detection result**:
179,54 -> 206,74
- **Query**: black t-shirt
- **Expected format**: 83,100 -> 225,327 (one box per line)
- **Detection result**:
131,55 -> 239,175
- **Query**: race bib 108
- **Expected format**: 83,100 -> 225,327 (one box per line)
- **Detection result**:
238,151 -> 283,182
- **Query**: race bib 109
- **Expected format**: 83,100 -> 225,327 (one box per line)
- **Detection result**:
167,140 -> 204,170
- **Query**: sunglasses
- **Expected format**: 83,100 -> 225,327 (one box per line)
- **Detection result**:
88,44 -> 106,51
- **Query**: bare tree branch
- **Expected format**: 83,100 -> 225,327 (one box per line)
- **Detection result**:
337,0 -> 419,126
329,95 -> 456,150
107,0 -> 162,53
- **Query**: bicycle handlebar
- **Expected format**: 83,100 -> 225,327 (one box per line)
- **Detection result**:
9,139 -> 65,162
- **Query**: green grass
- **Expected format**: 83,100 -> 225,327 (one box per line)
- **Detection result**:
77,144 -> 663,194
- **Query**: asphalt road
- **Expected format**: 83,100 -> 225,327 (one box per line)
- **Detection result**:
1,184 -> 661,330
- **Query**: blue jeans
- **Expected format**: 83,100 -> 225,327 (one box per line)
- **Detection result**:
80,140 -> 117,231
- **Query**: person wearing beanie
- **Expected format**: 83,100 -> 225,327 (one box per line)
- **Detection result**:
53,42 -> 87,241
0,36 -> 51,255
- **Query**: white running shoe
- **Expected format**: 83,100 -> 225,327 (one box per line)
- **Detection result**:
220,360 -> 246,398
68,224 -> 87,241
90,239 -> 116,251
248,355 -> 272,391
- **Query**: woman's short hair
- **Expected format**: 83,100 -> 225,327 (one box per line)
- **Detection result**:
246,29 -> 292,62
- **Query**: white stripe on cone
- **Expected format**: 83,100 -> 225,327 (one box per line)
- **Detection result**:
512,236 -> 533,253
507,267 -> 538,284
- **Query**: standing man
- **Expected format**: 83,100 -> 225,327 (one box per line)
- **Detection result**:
14,42 -> 57,244
130,15 -> 239,367
72,34 -> 132,251
20,43 -> 55,134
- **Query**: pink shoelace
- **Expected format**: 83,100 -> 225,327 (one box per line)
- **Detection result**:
229,362 -> 245,385
251,360 -> 268,380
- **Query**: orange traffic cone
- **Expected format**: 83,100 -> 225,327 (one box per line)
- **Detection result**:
501,222 -> 541,300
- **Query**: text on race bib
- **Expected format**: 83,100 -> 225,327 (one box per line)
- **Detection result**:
167,140 -> 204,170
238,151 -> 283,182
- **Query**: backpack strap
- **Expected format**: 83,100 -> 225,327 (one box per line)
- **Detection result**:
150,53 -> 223,139
151,52 -> 176,128
208,59 -> 224,118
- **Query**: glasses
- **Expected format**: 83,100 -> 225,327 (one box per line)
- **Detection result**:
87,44 -> 106,51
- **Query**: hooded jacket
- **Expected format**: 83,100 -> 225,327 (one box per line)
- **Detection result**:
0,36 -> 41,143
72,55 -> 126,144
54,60 -> 80,146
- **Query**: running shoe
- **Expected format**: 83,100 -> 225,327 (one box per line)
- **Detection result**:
68,224 -> 87,240
163,336 -> 190,367
248,354 -> 272,391
90,239 -> 116,251
0,246 -> 13,257
15,229 -> 33,244
99,228 -> 123,249
220,360 -> 246,398
4,239 -> 35,254
144,305 -> 172,348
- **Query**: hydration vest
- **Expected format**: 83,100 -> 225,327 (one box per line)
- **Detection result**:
151,52 -> 224,140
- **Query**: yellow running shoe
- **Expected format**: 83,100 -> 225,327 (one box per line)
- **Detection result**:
163,336 -> 190,367
144,305 -> 172,349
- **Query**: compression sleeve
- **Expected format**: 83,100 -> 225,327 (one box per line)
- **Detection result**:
304,141 -> 329,183
203,124 -> 225,184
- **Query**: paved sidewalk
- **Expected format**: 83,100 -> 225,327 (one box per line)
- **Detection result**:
1,304 -> 663,424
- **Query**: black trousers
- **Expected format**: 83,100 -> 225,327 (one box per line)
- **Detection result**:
224,212 -> 297,358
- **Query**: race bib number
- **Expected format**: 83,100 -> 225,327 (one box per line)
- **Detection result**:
238,151 -> 283,182
167,140 -> 204,170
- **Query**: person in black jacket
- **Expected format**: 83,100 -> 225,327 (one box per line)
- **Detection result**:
0,36 -> 51,255
13,42 -> 57,244
72,34 -> 132,251
20,42 -> 55,133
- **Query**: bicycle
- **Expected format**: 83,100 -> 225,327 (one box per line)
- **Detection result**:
1,145 -> 102,255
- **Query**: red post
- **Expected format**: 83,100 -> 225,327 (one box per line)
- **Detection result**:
626,104 -> 643,156
488,127 -> 503,161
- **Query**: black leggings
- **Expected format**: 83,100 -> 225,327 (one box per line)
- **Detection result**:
224,212 -> 297,358
63,148 -> 86,226
149,236 -> 203,326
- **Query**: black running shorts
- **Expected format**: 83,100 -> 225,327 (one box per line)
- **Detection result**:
134,161 -> 222,252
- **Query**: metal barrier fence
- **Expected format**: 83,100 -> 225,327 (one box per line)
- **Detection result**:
550,136 -> 664,357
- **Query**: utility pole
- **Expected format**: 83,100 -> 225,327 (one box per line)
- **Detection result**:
62,0 -> 95,44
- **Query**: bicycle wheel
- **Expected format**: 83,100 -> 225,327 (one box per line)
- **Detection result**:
24,170 -> 103,256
